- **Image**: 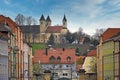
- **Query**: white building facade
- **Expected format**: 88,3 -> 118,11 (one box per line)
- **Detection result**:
0,39 -> 8,80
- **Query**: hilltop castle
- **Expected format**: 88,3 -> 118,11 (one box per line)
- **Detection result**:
20,14 -> 68,43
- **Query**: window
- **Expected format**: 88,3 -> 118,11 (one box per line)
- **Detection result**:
67,56 -> 71,62
66,65 -> 69,67
57,56 -> 61,62
49,56 -> 55,62
63,73 -> 68,76
41,22 -> 43,24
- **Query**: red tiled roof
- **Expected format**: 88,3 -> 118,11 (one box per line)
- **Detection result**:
45,26 -> 63,33
87,49 -> 97,56
33,48 -> 76,64
101,28 -> 120,41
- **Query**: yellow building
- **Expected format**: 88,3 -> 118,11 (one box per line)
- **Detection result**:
83,50 -> 97,74
102,33 -> 120,80
20,15 -> 68,43
97,28 -> 120,80
97,42 -> 103,80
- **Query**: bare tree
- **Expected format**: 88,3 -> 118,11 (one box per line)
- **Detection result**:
26,16 -> 32,25
93,28 -> 105,40
32,18 -> 37,25
76,27 -> 83,44
15,13 -> 25,25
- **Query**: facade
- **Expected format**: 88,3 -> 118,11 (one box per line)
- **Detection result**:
33,48 -> 78,80
0,15 -> 33,80
0,15 -> 24,80
83,49 -> 97,74
102,33 -> 120,80
23,42 -> 33,80
97,28 -> 120,80
0,24 -> 10,80
114,34 -> 120,80
20,15 -> 68,43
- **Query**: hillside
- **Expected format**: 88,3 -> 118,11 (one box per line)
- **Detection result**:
31,43 -> 96,56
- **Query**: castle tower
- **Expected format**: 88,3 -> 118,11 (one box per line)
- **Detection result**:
46,15 -> 51,27
39,14 -> 46,33
62,14 -> 67,28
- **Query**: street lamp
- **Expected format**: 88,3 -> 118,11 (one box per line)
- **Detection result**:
71,67 -> 72,80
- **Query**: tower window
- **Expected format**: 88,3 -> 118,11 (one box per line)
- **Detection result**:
41,22 -> 43,24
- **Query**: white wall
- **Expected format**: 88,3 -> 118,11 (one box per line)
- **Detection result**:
0,39 -> 8,80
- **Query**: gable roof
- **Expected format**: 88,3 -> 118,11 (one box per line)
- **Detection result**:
33,48 -> 76,64
19,25 -> 40,34
101,28 -> 120,41
45,26 -> 63,33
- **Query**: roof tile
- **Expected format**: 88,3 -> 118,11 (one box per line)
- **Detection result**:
33,48 -> 76,64
45,26 -> 63,33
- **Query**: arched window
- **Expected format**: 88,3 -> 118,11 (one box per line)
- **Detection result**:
49,56 -> 55,62
57,56 -> 61,62
67,56 -> 71,62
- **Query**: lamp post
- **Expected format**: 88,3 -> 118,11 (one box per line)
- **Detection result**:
71,67 -> 72,80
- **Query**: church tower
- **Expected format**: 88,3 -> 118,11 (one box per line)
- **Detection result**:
46,15 -> 51,27
40,14 -> 46,33
62,14 -> 67,28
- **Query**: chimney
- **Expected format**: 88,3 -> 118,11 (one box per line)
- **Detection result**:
62,48 -> 65,51
45,48 -> 48,56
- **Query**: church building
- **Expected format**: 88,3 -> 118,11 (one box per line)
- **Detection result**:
20,15 -> 68,43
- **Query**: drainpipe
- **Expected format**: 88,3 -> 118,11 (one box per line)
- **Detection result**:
28,54 -> 30,80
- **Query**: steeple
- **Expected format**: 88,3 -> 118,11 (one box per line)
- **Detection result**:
40,14 -> 45,21
62,14 -> 67,28
46,15 -> 51,26
46,16 -> 51,22
63,14 -> 67,22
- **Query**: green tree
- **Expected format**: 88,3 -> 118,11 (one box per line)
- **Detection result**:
33,62 -> 41,74
48,34 -> 55,45
65,31 -> 73,43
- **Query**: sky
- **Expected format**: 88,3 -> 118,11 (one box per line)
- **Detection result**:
0,0 -> 120,35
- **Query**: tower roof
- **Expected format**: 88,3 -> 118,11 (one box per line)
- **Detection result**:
46,16 -> 51,22
40,14 -> 45,21
63,14 -> 67,22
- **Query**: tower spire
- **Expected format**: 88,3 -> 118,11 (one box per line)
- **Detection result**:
62,14 -> 67,28
63,14 -> 67,22
46,15 -> 51,22
40,14 -> 45,21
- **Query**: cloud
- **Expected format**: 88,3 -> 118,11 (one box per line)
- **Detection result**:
69,0 -> 105,18
1,0 -> 120,35
4,0 -> 10,5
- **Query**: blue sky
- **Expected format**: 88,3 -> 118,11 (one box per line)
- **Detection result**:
0,0 -> 120,35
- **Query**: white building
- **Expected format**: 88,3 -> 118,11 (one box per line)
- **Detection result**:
33,48 -> 78,80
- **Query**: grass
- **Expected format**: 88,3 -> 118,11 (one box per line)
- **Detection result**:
31,43 -> 47,55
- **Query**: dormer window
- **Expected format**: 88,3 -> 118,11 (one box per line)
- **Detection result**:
67,56 -> 71,62
57,56 -> 61,62
49,56 -> 55,62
